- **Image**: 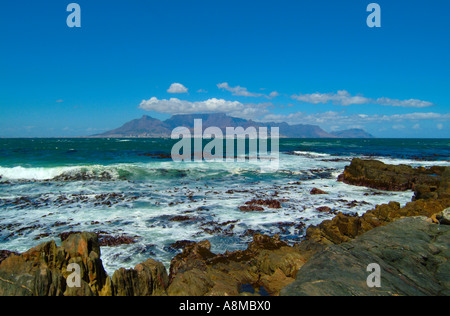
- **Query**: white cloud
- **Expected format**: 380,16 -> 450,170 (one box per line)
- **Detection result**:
217,82 -> 264,97
291,90 -> 434,108
375,97 -> 433,108
268,91 -> 280,98
437,123 -> 444,130
139,97 -> 270,119
167,83 -> 188,94
197,89 -> 208,93
292,90 -> 370,106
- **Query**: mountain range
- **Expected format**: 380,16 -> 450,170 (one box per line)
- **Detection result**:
93,113 -> 374,138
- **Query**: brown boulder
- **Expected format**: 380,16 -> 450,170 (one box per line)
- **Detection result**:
305,198 -> 450,246
310,188 -> 328,195
338,158 -> 443,191
167,234 -> 306,296
112,259 -> 169,296
0,233 -> 112,296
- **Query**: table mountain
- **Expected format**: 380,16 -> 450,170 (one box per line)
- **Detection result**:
93,113 -> 373,138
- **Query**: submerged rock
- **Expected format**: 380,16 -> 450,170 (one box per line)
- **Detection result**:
281,217 -> 450,296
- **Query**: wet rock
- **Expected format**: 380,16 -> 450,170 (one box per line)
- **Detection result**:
338,158 -> 444,191
239,205 -> 265,212
310,188 -> 328,195
282,217 -> 450,296
316,206 -> 332,213
97,234 -> 137,247
170,240 -> 195,250
244,199 -> 282,209
52,171 -> 114,182
169,215 -> 199,222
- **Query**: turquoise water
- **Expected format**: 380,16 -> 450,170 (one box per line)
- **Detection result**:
0,138 -> 448,274
0,138 -> 448,168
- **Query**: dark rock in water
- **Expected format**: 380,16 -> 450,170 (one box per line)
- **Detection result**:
243,199 -> 282,209
169,240 -> 196,250
112,259 -> 169,296
239,205 -> 265,212
97,234 -> 137,247
316,206 -> 332,213
281,217 -> 450,296
310,188 -> 328,195
52,171 -> 114,182
338,158 -> 444,191
169,215 -> 199,222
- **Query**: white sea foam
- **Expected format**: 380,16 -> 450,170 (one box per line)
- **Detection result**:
0,150 -> 448,275
0,166 -> 79,181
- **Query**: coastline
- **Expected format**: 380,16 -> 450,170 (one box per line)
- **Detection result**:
1,158 -> 449,296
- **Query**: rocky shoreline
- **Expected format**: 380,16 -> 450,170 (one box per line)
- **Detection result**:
1,158 -> 449,296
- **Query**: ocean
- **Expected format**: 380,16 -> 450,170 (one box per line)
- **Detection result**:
0,138 -> 449,275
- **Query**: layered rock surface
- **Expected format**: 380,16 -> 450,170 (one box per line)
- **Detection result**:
282,217 -> 450,296
0,232 -> 112,296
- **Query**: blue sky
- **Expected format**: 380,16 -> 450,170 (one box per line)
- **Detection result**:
0,0 -> 449,137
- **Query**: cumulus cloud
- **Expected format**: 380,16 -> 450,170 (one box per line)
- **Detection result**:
139,97 -> 270,120
291,90 -> 434,108
167,83 -> 188,94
